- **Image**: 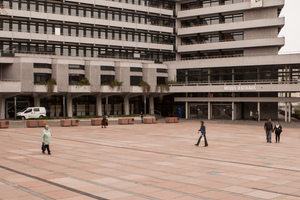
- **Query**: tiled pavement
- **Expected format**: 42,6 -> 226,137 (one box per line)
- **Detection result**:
1,120 -> 300,200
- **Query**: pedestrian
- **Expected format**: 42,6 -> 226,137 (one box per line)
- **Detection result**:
264,118 -> 273,143
102,116 -> 107,128
141,112 -> 143,123
274,121 -> 283,143
41,125 -> 52,155
195,121 -> 208,147
250,110 -> 253,120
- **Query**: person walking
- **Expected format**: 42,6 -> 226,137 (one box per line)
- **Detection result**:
195,121 -> 208,147
250,110 -> 253,120
102,116 -> 107,128
141,112 -> 144,123
41,125 -> 52,155
274,121 -> 283,143
264,118 -> 273,143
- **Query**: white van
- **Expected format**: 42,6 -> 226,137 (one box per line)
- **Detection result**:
16,107 -> 47,119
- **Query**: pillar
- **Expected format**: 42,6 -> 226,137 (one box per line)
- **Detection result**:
232,102 -> 235,121
0,98 -> 5,119
124,96 -> 129,115
96,96 -> 102,116
285,102 -> 287,122
208,102 -> 211,120
288,102 -> 292,122
149,97 -> 154,115
66,94 -> 73,117
185,101 -> 188,119
34,96 -> 40,107
257,102 -> 260,122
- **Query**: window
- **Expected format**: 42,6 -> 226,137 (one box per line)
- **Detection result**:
69,64 -> 85,70
33,108 -> 40,112
157,77 -> 167,85
34,73 -> 51,84
69,74 -> 85,84
34,63 -> 52,69
130,76 -> 142,86
101,75 -> 115,85
157,68 -> 168,73
101,66 -> 115,71
130,67 -> 143,72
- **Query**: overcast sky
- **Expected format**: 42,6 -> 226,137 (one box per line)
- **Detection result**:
279,0 -> 300,54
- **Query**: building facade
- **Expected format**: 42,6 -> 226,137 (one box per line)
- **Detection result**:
0,0 -> 299,121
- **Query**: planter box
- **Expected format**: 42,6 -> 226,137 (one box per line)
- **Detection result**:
128,118 -> 134,124
91,118 -> 102,126
144,118 -> 157,124
27,120 -> 38,128
165,117 -> 179,123
61,119 -> 71,127
71,119 -> 79,126
38,120 -> 47,127
0,120 -> 9,128
118,118 -> 129,125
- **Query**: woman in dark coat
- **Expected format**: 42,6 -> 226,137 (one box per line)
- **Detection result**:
102,116 -> 107,128
274,121 -> 282,143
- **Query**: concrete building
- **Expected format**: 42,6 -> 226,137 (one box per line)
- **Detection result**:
0,0 -> 299,121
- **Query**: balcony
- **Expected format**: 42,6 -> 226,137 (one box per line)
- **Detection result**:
69,85 -> 91,93
100,85 -> 122,93
34,85 -> 58,93
0,80 -> 21,93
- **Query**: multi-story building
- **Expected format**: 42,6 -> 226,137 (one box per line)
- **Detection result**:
0,0 -> 299,122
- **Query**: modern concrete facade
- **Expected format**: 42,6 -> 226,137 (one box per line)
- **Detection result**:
0,0 -> 299,121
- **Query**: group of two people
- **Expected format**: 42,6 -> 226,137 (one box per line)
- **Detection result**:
264,119 -> 283,143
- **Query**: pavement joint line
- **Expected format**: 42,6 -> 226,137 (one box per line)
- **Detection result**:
0,165 -> 108,200
0,178 -> 54,200
252,187 -> 300,198
1,139 -> 296,200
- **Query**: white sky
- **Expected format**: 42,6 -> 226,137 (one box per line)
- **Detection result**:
279,0 -> 300,54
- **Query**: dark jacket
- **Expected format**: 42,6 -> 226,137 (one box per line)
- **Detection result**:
199,124 -> 206,134
274,124 -> 282,134
264,122 -> 273,131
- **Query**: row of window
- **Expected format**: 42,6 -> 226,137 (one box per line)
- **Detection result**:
110,0 -> 175,10
181,14 -> 243,28
34,73 -> 167,86
2,0 -> 175,27
0,19 -> 175,45
181,32 -> 244,45
1,42 -> 176,61
181,50 -> 244,60
181,0 -> 244,11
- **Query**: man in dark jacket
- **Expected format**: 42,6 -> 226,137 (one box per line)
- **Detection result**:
264,118 -> 273,143
195,121 -> 208,147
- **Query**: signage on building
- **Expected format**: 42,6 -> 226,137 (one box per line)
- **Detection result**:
251,0 -> 263,8
224,86 -> 257,91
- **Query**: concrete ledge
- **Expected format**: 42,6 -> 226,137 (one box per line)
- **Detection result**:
27,120 -> 38,128
91,118 -> 102,126
165,117 -> 179,123
60,119 -> 71,127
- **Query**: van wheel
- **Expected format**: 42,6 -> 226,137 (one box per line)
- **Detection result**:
39,115 -> 43,118
21,116 -> 25,120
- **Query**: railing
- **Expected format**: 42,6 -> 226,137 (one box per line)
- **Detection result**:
169,80 -> 300,87
181,0 -> 245,11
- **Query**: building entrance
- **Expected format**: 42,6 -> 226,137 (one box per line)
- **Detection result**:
189,104 -> 208,118
212,104 -> 232,119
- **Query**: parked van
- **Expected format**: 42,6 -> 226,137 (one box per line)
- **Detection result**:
16,107 -> 47,119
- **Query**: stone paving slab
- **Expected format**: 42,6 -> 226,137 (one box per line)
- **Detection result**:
0,120 -> 300,199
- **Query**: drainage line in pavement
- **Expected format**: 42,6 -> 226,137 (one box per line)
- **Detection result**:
252,188 -> 300,198
0,165 -> 108,200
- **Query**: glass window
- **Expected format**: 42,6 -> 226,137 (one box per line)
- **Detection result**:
38,2 -> 45,12
101,66 -> 115,71
46,3 -> 53,13
63,6 -> 69,15
130,76 -> 142,86
86,8 -> 91,18
34,63 -> 52,69
47,24 -> 53,34
21,1 -> 28,10
70,6 -> 76,16
34,73 -> 51,84
101,75 -> 115,85
78,8 -> 84,17
21,22 -> 28,32
12,21 -> 18,32
30,23 -> 36,33
55,4 -> 61,14
130,67 -> 142,72
69,74 -> 85,84
69,64 -> 84,70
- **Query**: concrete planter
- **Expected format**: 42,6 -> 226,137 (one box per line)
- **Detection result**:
118,118 -> 129,125
0,120 -> 9,128
91,118 -> 102,126
144,118 -> 158,124
128,118 -> 134,124
38,120 -> 47,127
27,120 -> 38,128
61,119 -> 71,127
165,117 -> 179,123
71,119 -> 79,126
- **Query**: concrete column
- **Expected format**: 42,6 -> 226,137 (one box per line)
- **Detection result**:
34,96 -> 40,107
208,102 -> 211,120
232,102 -> 235,121
285,102 -> 287,122
185,101 -> 188,119
66,95 -> 73,117
149,97 -> 154,115
0,98 -> 5,119
289,102 -> 292,122
124,96 -> 130,115
96,96 -> 102,116
257,102 -> 260,122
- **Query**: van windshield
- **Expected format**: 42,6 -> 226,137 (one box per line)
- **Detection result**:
21,108 -> 27,112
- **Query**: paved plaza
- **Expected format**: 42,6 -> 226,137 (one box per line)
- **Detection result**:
1,119 -> 300,200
